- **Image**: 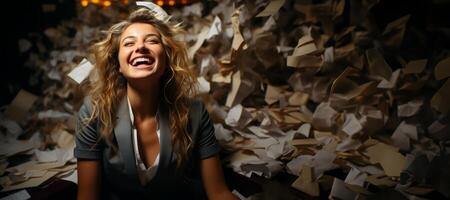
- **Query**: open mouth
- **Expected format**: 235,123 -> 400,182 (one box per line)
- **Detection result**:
130,56 -> 155,67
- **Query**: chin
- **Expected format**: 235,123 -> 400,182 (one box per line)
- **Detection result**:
129,71 -> 163,80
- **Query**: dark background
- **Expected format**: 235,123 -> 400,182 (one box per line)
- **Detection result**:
0,0 -> 76,106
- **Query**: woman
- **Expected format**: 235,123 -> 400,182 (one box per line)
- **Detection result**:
74,5 -> 237,200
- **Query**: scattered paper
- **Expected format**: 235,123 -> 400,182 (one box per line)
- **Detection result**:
232,189 -> 246,200
37,110 -> 73,120
381,15 -> 410,48
196,77 -> 211,95
264,85 -> 284,105
342,113 -> 363,136
34,149 -> 58,163
403,59 -> 427,74
225,104 -> 253,129
136,1 -> 169,20
206,16 -> 222,40
366,174 -> 396,187
0,119 -> 23,137
182,2 -> 203,17
214,123 -> 234,142
291,138 -> 318,146
366,48 -> 392,80
288,92 -> 309,106
55,129 -> 75,149
377,69 -> 401,89
60,170 -> 77,184
67,58 -> 94,84
292,35 -> 318,57
397,99 -> 423,117
0,140 -> 35,158
336,137 -> 361,152
365,142 -> 406,177
211,72 -> 232,84
0,189 -> 31,200
225,71 -> 254,107
434,57 -> 450,80
256,0 -> 285,17
312,102 -> 338,131
344,167 -> 367,187
297,123 -> 311,138
188,26 -> 209,59
1,171 -> 58,192
431,78 -> 450,113
329,177 -> 357,200
291,165 -> 320,196
230,9 -> 247,53
18,39 -> 32,53
5,90 -> 38,122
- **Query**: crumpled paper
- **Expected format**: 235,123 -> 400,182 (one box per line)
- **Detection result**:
2,0 -> 450,198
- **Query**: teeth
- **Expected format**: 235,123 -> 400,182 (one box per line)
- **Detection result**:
132,57 -> 151,66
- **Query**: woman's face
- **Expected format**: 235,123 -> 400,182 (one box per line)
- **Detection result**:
118,23 -> 166,81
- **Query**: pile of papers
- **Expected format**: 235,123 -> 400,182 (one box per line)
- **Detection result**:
1,0 -> 449,198
0,90 -> 78,193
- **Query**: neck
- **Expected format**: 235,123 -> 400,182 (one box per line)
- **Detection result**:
127,80 -> 160,120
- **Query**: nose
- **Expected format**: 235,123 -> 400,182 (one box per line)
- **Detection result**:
135,41 -> 149,53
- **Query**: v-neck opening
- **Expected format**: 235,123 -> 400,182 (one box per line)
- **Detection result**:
127,97 -> 162,184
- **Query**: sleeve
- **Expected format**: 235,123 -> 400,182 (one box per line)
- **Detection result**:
74,101 -> 104,160
194,101 -> 221,159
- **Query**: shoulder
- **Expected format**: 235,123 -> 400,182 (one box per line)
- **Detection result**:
77,96 -> 96,122
186,100 -> 220,159
79,96 -> 93,114
187,99 -> 214,135
189,99 -> 206,112
188,99 -> 211,123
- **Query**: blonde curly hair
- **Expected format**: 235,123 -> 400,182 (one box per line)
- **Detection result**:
86,8 -> 197,169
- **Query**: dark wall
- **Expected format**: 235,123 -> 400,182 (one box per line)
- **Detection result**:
0,0 -> 76,106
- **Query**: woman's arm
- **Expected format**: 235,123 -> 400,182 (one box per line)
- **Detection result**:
77,159 -> 102,200
201,155 -> 238,200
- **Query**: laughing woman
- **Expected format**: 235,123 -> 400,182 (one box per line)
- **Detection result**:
74,4 -> 237,200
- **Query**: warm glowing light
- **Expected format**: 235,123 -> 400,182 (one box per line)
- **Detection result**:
81,0 -> 89,7
80,0 -> 190,8
103,0 -> 111,7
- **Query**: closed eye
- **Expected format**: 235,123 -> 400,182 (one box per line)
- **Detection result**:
123,41 -> 134,47
145,39 -> 160,44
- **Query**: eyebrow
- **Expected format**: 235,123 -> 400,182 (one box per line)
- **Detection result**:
121,33 -> 161,43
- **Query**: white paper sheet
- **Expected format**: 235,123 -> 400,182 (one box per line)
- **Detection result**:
67,58 -> 94,84
196,77 -> 211,95
206,16 -> 222,40
342,113 -> 363,136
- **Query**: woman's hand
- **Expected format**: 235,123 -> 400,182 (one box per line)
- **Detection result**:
201,155 -> 239,200
77,159 -> 102,200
